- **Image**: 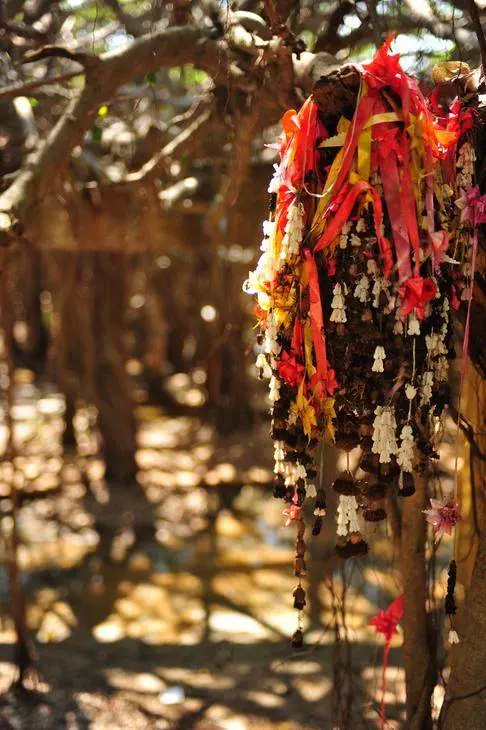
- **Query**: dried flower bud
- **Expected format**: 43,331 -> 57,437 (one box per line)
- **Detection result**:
291,629 -> 303,648
363,507 -> 387,522
293,586 -> 306,610
332,473 -> 358,495
294,557 -> 306,576
312,516 -> 323,535
398,472 -> 415,497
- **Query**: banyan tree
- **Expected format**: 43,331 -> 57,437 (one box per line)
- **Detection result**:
0,1 -> 485,728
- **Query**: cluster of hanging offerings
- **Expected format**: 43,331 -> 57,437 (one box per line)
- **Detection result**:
244,38 -> 485,646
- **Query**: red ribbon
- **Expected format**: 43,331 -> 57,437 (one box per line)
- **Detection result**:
370,594 -> 404,730
398,276 -> 437,320
379,150 -> 412,282
330,94 -> 377,196
314,180 -> 393,278
304,251 -> 338,400
400,144 -> 421,276
305,250 -> 328,382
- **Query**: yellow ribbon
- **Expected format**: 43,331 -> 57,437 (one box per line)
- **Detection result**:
318,112 -> 403,148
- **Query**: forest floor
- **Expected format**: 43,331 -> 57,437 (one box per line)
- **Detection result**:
0,378 -> 454,729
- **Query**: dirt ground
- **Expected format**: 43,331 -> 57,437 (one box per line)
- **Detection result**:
0,388 -> 426,729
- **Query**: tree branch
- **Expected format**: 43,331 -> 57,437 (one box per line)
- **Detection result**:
21,45 -> 101,69
464,0 -> 486,77
102,0 -> 145,38
0,18 -> 47,41
0,25 -> 223,238
0,71 -> 82,100
123,101 -> 216,184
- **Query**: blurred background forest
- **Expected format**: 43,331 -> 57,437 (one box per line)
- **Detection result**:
0,1 -> 485,729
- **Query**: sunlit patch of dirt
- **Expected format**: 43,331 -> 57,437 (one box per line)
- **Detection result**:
0,380 -> 433,728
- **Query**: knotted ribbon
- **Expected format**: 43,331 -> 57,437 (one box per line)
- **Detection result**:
369,594 -> 404,730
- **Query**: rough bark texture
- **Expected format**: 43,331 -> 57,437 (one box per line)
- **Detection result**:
400,472 -> 435,729
0,247 -> 38,684
441,530 -> 486,730
92,253 -> 137,483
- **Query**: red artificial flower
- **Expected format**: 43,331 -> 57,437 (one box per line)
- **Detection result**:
424,498 -> 462,542
398,276 -> 437,320
370,594 -> 404,730
374,124 -> 403,160
277,352 -> 305,388
325,368 -> 338,396
363,34 -> 404,94
370,594 -> 404,643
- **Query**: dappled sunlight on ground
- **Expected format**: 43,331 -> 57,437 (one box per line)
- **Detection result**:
0,377 -> 459,728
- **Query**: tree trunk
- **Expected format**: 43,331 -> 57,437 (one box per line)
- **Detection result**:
0,247 -> 37,685
441,363 -> 486,729
441,529 -> 486,730
93,253 -> 137,483
400,472 -> 435,729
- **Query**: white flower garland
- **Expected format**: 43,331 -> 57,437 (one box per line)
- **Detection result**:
397,424 -> 415,473
336,495 -> 360,536
280,200 -> 304,263
330,282 -> 347,323
372,345 -> 386,373
372,406 -> 398,463
354,274 -> 370,303
420,370 -> 434,406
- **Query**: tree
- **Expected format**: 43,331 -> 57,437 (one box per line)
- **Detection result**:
0,0 -> 485,726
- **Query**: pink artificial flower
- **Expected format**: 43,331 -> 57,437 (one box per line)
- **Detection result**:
283,504 -> 301,527
423,498 -> 461,541
467,186 -> 486,225
455,185 -> 486,226
430,230 -> 451,269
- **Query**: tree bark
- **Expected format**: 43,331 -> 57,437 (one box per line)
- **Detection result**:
92,253 -> 137,483
400,472 -> 435,729
0,247 -> 37,685
441,529 -> 486,730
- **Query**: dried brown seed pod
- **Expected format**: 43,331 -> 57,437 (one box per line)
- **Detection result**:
332,472 -> 358,495
334,432 -> 361,451
291,629 -> 303,648
295,538 -> 306,556
293,586 -> 306,610
294,557 -> 306,576
312,516 -> 323,535
359,453 -> 380,474
361,482 -> 388,500
363,507 -> 387,522
398,471 -> 415,497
